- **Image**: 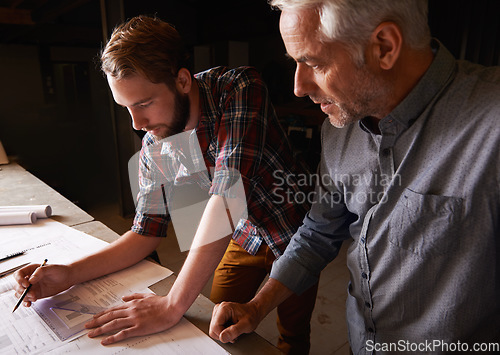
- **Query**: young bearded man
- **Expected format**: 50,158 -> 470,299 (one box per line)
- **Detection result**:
14,15 -> 317,354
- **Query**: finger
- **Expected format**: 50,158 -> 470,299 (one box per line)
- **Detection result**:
85,309 -> 129,330
101,326 -> 138,345
87,316 -> 133,338
14,268 -> 35,288
14,278 -> 37,301
219,325 -> 241,344
211,304 -> 253,344
209,304 -> 221,338
91,303 -> 130,319
14,264 -> 36,277
121,293 -> 148,302
24,290 -> 38,303
21,275 -> 31,289
13,285 -> 25,297
209,303 -> 232,340
28,264 -> 46,284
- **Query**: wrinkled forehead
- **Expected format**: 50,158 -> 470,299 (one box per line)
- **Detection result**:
279,7 -> 326,61
279,7 -> 320,39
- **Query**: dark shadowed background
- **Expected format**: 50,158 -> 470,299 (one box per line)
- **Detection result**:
0,0 -> 498,217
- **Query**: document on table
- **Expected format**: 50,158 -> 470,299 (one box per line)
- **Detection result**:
0,218 -> 107,278
31,261 -> 173,342
0,219 -> 228,354
46,315 -> 229,354
0,289 -> 62,354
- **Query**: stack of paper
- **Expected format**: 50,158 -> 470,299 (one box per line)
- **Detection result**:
0,219 -> 229,354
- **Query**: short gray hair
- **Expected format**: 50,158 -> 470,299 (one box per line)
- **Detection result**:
269,0 -> 431,65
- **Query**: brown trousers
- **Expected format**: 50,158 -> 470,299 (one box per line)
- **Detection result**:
210,239 -> 319,354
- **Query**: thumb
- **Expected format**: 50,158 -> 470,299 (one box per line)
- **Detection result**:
28,265 -> 46,284
219,324 -> 244,343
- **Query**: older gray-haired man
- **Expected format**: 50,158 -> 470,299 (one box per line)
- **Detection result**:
210,0 -> 500,353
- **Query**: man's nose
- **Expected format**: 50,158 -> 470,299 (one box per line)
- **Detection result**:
129,108 -> 148,131
294,63 -> 315,98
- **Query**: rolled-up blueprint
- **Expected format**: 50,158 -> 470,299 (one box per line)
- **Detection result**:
0,211 -> 37,226
0,205 -> 52,218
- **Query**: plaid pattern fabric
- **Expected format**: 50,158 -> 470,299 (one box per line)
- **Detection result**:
132,66 -> 311,256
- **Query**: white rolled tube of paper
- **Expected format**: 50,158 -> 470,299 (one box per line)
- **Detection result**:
0,211 -> 37,225
0,205 -> 52,218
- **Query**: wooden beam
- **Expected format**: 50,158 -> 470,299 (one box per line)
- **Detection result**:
0,7 -> 34,25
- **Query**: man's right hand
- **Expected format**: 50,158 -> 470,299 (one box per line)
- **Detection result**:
209,301 -> 262,343
210,278 -> 294,344
13,263 -> 74,307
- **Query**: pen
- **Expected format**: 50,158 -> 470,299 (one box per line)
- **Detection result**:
0,251 -> 25,263
12,259 -> 48,313
161,183 -> 168,215
0,262 -> 30,278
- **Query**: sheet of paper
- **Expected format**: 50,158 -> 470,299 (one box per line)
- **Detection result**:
0,218 -> 108,275
32,261 -> 173,342
47,316 -> 229,355
0,219 -> 174,354
0,289 -> 63,354
0,276 -> 16,295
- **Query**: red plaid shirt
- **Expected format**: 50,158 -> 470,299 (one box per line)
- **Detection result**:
132,66 -> 311,256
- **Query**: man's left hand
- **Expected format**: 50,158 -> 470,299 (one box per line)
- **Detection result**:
85,293 -> 182,345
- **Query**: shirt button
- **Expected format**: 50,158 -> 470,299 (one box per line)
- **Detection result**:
367,327 -> 374,333
362,272 -> 368,279
382,148 -> 391,156
365,302 -> 371,308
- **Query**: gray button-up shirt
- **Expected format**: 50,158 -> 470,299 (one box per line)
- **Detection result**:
271,41 -> 500,354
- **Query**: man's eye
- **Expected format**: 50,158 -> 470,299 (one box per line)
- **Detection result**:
140,102 -> 152,108
305,62 -> 320,70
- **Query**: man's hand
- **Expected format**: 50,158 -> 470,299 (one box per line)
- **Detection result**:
13,264 -> 74,307
209,301 -> 262,343
85,293 -> 182,345
210,278 -> 293,344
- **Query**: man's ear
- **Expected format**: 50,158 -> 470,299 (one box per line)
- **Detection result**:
176,68 -> 192,93
368,22 -> 402,70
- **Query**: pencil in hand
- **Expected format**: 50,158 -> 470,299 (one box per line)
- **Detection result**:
12,259 -> 48,313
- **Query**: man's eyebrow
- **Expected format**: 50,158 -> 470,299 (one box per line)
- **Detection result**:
130,97 -> 153,107
284,52 -> 309,63
116,97 -> 151,109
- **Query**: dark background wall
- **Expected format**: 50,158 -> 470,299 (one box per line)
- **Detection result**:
0,0 -> 498,217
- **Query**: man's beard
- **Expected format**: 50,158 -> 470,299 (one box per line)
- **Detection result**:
326,66 -> 393,129
153,91 -> 191,141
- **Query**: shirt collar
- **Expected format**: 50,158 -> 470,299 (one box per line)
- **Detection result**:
360,39 -> 457,133
194,77 -> 217,129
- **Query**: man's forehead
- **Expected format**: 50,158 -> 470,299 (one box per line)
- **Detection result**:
280,8 -> 323,60
279,7 -> 319,33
